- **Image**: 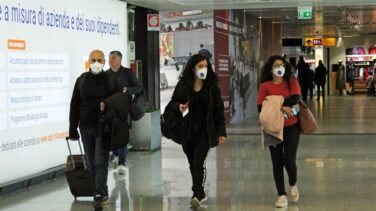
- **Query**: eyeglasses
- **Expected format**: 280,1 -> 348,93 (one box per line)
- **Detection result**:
272,63 -> 285,68
196,64 -> 208,69
90,59 -> 104,63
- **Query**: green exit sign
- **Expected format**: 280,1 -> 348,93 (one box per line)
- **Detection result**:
298,7 -> 312,20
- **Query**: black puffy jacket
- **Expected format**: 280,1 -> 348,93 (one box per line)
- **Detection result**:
100,92 -> 130,150
170,80 -> 226,148
69,72 -> 112,139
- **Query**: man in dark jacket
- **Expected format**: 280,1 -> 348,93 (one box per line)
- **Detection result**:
198,44 -> 212,61
106,51 -> 142,174
297,56 -> 312,102
314,60 -> 328,101
69,50 -> 112,207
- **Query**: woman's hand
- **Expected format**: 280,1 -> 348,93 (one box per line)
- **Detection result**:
281,106 -> 293,118
218,136 -> 226,145
179,102 -> 189,113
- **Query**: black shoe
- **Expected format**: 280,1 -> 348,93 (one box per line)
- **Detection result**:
93,194 -> 109,208
316,98 -> 319,100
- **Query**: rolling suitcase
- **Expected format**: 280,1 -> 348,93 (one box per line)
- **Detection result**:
65,137 -> 95,199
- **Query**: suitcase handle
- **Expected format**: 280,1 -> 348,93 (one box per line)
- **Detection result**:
65,137 -> 88,170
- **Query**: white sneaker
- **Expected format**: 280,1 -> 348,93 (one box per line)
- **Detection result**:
290,185 -> 299,202
275,195 -> 288,208
190,194 -> 207,209
117,164 -> 126,174
190,197 -> 200,209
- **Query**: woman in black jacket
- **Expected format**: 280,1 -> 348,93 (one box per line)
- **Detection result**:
170,54 -> 226,208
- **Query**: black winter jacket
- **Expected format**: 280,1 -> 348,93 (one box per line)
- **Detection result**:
69,72 -> 112,139
101,92 -> 130,150
297,62 -> 313,87
105,66 -> 142,97
171,80 -> 226,148
314,65 -> 328,85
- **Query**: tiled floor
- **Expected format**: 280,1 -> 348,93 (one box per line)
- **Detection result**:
1,96 -> 376,211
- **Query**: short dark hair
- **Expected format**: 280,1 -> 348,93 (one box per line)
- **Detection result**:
110,50 -> 122,58
200,44 -> 204,48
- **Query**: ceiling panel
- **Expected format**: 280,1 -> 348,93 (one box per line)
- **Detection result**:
245,6 -> 376,37
126,0 -> 376,11
125,0 -> 376,37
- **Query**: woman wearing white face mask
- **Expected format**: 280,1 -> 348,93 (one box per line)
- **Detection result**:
256,55 -> 302,208
170,54 -> 226,209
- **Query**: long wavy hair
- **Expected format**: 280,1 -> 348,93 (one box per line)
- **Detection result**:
260,55 -> 293,89
179,54 -> 218,90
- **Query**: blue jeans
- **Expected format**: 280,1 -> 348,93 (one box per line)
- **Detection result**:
80,127 -> 109,196
113,144 -> 128,165
112,115 -> 131,166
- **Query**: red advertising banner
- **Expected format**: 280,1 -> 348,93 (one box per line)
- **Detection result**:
214,10 -> 230,123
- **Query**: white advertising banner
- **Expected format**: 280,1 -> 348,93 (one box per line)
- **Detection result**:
0,0 -> 128,185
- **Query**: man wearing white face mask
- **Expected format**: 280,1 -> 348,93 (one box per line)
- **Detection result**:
68,50 -> 113,207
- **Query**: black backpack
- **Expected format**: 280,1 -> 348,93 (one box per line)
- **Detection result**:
160,101 -> 189,145
129,86 -> 148,121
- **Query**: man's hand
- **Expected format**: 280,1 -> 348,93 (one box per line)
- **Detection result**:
122,87 -> 127,93
218,136 -> 226,145
68,128 -> 80,141
100,101 -> 105,111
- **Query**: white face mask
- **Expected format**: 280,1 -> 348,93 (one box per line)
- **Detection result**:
272,66 -> 285,77
195,67 -> 208,80
90,62 -> 104,75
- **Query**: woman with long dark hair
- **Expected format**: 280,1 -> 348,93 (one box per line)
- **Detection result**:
257,55 -> 302,208
170,54 -> 226,208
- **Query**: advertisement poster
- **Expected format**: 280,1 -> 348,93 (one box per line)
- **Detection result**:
0,0 -> 128,185
214,10 -> 260,123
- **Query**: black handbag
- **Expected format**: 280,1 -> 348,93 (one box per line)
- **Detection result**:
130,86 -> 148,121
160,101 -> 189,145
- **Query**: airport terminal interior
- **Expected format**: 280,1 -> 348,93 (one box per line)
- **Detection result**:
1,0 -> 376,210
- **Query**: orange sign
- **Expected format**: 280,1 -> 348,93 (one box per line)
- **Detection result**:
305,38 -> 336,47
84,61 -> 90,72
322,38 -> 336,46
8,39 -> 26,50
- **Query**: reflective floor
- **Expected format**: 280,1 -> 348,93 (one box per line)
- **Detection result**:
1,96 -> 376,211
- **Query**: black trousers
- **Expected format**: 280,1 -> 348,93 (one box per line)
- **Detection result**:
182,123 -> 210,196
301,86 -> 309,102
269,123 -> 300,196
80,127 -> 109,196
308,85 -> 313,100
316,84 -> 325,100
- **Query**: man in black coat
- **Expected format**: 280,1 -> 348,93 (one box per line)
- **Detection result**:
106,51 -> 142,174
297,56 -> 312,102
69,50 -> 112,206
314,60 -> 328,101
198,44 -> 212,61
